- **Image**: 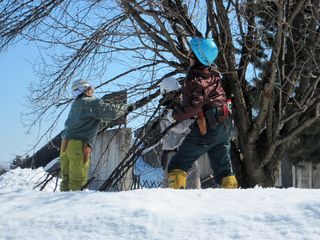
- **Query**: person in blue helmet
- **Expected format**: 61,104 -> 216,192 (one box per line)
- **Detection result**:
166,37 -> 238,189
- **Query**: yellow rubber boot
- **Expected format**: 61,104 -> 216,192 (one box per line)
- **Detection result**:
221,175 -> 238,189
168,169 -> 187,189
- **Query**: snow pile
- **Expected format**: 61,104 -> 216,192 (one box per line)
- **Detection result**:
0,168 -> 320,240
0,167 -> 60,192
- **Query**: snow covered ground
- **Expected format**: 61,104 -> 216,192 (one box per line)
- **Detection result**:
1,168 -> 320,240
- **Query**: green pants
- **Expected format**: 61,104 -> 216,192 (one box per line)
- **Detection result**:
60,139 -> 90,191
168,120 -> 233,185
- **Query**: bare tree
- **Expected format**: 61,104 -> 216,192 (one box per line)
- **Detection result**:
1,0 -> 319,187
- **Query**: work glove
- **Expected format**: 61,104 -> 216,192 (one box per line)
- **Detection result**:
166,109 -> 176,123
127,103 -> 136,113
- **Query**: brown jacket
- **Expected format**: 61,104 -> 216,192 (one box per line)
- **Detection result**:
173,65 -> 226,122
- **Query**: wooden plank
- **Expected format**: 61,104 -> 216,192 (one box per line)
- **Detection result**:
308,161 -> 313,188
312,163 -> 320,189
292,165 -> 296,187
280,154 -> 293,187
295,162 -> 309,188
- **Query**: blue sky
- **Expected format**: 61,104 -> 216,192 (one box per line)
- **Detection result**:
0,42 -> 64,168
0,40 -> 158,169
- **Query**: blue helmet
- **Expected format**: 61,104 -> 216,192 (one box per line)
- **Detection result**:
189,37 -> 218,66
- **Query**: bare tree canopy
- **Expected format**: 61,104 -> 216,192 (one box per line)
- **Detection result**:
1,0 -> 319,187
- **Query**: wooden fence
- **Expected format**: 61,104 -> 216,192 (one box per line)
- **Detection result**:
291,161 -> 320,188
191,154 -> 320,189
276,155 -> 320,189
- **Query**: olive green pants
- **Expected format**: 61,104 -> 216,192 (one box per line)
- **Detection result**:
60,140 -> 90,191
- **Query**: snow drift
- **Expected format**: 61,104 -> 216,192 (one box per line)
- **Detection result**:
0,168 -> 320,240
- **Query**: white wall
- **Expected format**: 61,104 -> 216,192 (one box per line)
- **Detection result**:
88,128 -> 132,191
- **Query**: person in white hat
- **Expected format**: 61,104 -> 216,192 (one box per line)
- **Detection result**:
60,79 -> 132,191
160,77 -> 201,189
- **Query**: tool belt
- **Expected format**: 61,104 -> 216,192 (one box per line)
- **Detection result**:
61,139 -> 92,163
204,104 -> 230,128
197,111 -> 207,135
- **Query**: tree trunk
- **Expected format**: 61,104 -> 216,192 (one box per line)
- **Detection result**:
239,142 -> 276,187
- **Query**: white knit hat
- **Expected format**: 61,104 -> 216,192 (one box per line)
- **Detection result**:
71,79 -> 90,91
160,77 -> 181,95
71,79 -> 91,98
